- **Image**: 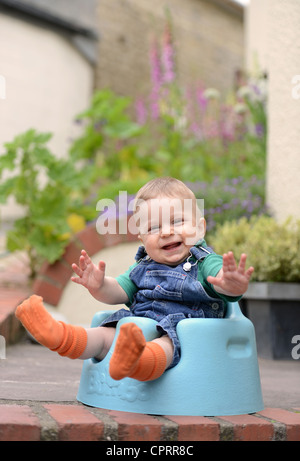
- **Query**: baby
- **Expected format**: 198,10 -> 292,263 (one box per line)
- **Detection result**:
16,177 -> 254,382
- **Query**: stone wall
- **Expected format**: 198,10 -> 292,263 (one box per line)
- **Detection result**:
96,0 -> 244,98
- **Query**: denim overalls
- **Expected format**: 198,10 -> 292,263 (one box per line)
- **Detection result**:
101,244 -> 225,368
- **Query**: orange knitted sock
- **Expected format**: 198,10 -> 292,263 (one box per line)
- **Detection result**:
129,342 -> 167,381
109,323 -> 167,381
15,295 -> 87,359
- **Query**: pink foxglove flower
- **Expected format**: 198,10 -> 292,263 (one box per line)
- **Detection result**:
135,98 -> 147,125
162,24 -> 175,83
149,39 -> 162,90
149,39 -> 162,119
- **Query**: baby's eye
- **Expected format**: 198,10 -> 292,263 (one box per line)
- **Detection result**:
173,218 -> 184,226
149,224 -> 160,233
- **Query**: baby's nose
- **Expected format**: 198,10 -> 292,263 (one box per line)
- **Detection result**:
161,223 -> 174,236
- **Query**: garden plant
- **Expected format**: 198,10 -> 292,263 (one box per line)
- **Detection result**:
0,21 -> 268,278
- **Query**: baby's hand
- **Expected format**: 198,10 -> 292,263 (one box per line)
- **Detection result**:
71,249 -> 106,294
206,252 -> 254,296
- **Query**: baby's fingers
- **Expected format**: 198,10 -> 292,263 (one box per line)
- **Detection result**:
222,252 -> 237,272
245,265 -> 255,280
71,263 -> 85,284
206,275 -> 222,286
237,254 -> 254,279
237,253 -> 248,273
79,250 -> 92,270
98,260 -> 106,273
71,275 -> 84,285
71,263 -> 82,277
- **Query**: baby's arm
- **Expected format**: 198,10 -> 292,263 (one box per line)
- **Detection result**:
71,250 -> 129,305
206,252 -> 254,297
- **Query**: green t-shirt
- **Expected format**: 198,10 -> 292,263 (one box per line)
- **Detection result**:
116,242 -> 242,307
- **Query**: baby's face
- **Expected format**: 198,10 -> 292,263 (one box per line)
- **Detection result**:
135,197 -> 206,265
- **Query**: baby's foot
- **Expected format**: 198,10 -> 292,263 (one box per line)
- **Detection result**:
16,295 -> 63,349
109,323 -> 146,380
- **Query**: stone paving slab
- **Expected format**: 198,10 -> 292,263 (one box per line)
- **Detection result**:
1,338 -> 299,409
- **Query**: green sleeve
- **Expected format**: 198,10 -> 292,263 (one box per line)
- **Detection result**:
116,262 -> 138,306
198,254 -> 242,303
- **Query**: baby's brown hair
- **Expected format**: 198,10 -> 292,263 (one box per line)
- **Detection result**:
133,177 -> 196,213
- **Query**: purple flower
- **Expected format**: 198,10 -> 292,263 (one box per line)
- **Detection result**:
190,122 -> 204,140
250,83 -> 261,96
135,98 -> 147,125
219,106 -> 236,142
231,177 -> 243,185
162,24 -> 175,83
255,123 -> 264,138
149,40 -> 162,90
149,40 -> 162,120
149,89 -> 160,120
196,87 -> 208,112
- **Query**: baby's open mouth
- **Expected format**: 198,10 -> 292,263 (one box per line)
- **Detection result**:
162,242 -> 182,251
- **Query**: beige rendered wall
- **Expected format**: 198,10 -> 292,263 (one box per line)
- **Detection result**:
0,13 -> 94,220
245,0 -> 268,74
245,0 -> 300,221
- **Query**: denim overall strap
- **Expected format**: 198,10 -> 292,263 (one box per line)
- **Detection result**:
130,243 -> 224,314
189,244 -> 214,261
135,245 -> 148,261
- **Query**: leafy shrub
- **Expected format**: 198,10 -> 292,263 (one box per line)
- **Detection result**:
209,216 -> 300,282
0,129 -> 97,277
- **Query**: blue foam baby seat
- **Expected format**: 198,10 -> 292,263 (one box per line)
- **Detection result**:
77,302 -> 264,416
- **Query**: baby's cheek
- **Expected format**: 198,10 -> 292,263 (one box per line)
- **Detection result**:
184,224 -> 197,237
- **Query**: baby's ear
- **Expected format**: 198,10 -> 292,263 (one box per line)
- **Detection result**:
198,217 -> 206,239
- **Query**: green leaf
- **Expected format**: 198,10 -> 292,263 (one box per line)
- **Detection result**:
103,121 -> 142,139
0,177 -> 18,203
6,228 -> 28,253
0,151 -> 17,173
33,132 -> 53,144
28,228 -> 67,263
